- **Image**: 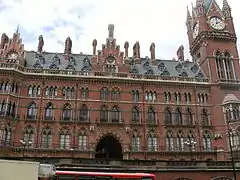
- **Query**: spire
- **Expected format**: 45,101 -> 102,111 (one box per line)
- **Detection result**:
15,25 -> 20,34
223,0 -> 230,10
186,6 -> 191,21
196,0 -> 204,6
222,0 -> 231,18
108,24 -> 114,39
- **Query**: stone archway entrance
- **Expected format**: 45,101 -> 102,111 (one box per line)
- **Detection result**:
95,135 -> 123,160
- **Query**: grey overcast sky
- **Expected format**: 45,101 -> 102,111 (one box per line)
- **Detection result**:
0,0 -> 239,60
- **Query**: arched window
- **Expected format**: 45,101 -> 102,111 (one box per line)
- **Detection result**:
176,131 -> 184,151
0,124 -> 12,145
147,133 -> 157,151
27,102 -> 37,119
59,129 -> 70,149
132,106 -> 140,123
132,90 -> 139,102
41,127 -> 52,148
100,106 -> 108,123
78,133 -> 87,150
164,107 -> 172,125
62,104 -> 72,121
132,134 -> 140,151
203,131 -> 212,151
79,105 -> 89,122
45,103 -> 54,120
201,109 -> 209,126
111,88 -> 120,101
185,108 -> 193,125
175,108 -> 182,125
215,51 -> 235,80
111,106 -> 120,123
100,87 -> 108,100
166,131 -> 174,151
147,107 -> 156,124
23,126 -> 35,147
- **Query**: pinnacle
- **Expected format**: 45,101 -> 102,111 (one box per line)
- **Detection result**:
223,0 -> 230,10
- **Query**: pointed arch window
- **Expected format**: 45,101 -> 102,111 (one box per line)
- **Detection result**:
100,87 -> 108,101
0,124 -> 12,145
176,132 -> 184,151
164,92 -> 171,102
203,132 -> 212,151
0,101 -> 6,116
187,131 -> 196,151
132,90 -> 139,102
59,130 -> 70,149
41,128 -> 52,148
232,104 -> 240,121
147,107 -> 156,124
100,106 -> 108,123
6,102 -> 12,116
185,108 -> 193,125
184,92 -> 191,103
78,133 -> 87,150
164,107 -> 172,125
145,91 -> 157,102
23,127 -> 35,147
216,51 -> 235,80
62,87 -> 74,99
27,102 -> 37,119
132,106 -> 140,123
45,103 -> 54,120
147,134 -> 157,151
174,92 -> 181,102
111,106 -> 120,123
201,108 -> 209,126
166,131 -> 174,151
132,134 -> 140,152
62,104 -> 72,121
111,88 -> 120,101
79,105 -> 89,123
81,87 -> 89,99
175,108 -> 183,125
229,129 -> 240,150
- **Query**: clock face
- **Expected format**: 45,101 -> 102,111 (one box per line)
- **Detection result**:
209,17 -> 225,30
193,23 -> 199,39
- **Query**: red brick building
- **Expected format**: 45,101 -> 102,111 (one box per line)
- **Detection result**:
0,0 -> 239,179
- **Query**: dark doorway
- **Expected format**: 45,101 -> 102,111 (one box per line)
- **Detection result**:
95,135 -> 123,160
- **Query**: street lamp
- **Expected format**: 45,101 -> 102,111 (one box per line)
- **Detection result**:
20,140 -> 32,157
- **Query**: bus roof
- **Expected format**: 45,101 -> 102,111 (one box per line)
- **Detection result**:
56,171 -> 155,177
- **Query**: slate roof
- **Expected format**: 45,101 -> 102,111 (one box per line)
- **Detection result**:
25,51 -> 206,79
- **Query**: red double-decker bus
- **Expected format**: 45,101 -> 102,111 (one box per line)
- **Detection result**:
54,171 -> 156,180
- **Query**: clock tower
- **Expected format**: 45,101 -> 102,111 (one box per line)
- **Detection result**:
186,0 -> 240,83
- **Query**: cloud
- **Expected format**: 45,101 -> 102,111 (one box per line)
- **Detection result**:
0,0 -> 239,60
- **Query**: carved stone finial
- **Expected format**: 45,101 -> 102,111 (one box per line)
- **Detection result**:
0,33 -> 9,49
177,45 -> 184,61
108,24 -> 114,38
150,42 -> 155,60
64,37 -> 72,54
124,41 -> 129,58
37,35 -> 44,53
133,41 -> 140,58
92,39 -> 97,55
